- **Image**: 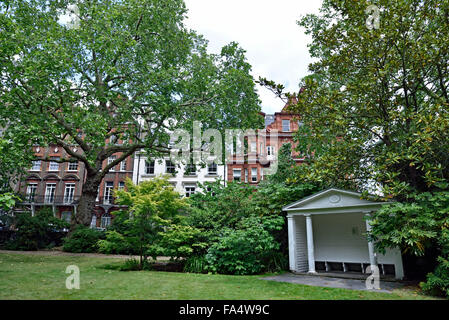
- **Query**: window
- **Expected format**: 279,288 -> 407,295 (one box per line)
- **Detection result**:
185,164 -> 196,176
185,186 -> 196,198
251,167 -> 258,182
31,160 -> 41,171
207,163 -> 217,175
104,182 -> 114,204
259,143 -> 264,155
267,146 -> 274,156
118,181 -> 125,191
250,142 -> 257,153
244,168 -> 248,183
68,161 -> 78,171
61,211 -> 72,223
26,183 -> 37,202
109,134 -> 118,145
120,160 -> 126,172
49,159 -> 59,171
96,186 -> 100,202
233,169 -> 241,182
282,120 -> 291,132
64,183 -> 75,204
165,160 -> 175,174
101,215 -> 112,228
44,183 -> 56,203
145,160 -> 155,174
108,156 -> 116,171
90,215 -> 97,229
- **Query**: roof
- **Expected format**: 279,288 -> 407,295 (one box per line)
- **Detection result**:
282,188 -> 392,215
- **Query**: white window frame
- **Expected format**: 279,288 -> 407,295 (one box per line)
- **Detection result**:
267,146 -> 274,156
184,186 -> 196,198
48,159 -> 59,171
233,169 -> 241,182
104,182 -> 114,204
120,160 -> 126,172
145,160 -> 155,174
207,163 -> 217,175
63,183 -> 76,204
101,215 -> 112,229
31,160 -> 41,171
165,160 -> 175,174
44,183 -> 56,204
26,183 -> 37,201
251,167 -> 258,182
282,120 -> 291,132
108,156 -> 117,171
118,181 -> 125,191
67,161 -> 78,171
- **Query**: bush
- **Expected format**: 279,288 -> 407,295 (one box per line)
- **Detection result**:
184,255 -> 208,273
98,230 -> 135,255
4,208 -> 69,250
205,216 -> 282,275
62,225 -> 104,253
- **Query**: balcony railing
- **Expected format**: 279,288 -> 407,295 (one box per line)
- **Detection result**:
19,195 -> 81,205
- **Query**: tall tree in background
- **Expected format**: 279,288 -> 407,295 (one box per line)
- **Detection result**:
281,0 -> 449,198
0,0 -> 262,229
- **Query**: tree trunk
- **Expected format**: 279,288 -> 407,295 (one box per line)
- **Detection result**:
70,175 -> 101,233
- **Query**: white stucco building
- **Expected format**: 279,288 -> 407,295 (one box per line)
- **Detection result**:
283,188 -> 404,279
132,152 -> 226,197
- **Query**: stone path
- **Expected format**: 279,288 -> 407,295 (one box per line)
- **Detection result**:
261,273 -> 413,293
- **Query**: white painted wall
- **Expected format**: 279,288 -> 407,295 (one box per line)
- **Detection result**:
132,153 -> 225,196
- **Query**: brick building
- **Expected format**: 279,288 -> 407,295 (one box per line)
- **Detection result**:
15,139 -> 134,229
226,96 -> 303,184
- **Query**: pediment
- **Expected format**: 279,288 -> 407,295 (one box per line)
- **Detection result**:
283,188 -> 387,212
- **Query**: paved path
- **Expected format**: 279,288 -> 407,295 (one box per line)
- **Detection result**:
261,273 -> 411,293
0,249 -> 169,261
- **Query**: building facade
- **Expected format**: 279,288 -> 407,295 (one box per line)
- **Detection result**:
226,97 -> 303,184
132,152 -> 225,197
15,141 -> 134,229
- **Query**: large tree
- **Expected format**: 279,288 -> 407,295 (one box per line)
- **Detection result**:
0,0 -> 262,229
275,0 -> 449,199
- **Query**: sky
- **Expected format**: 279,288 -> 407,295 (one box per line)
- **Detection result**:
184,0 -> 323,115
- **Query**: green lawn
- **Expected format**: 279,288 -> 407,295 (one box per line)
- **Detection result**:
0,253 -> 435,300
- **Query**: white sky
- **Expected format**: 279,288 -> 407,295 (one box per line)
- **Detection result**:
184,0 -> 323,114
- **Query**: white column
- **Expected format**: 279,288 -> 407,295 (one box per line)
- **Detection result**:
305,214 -> 316,273
364,212 -> 378,271
287,215 -> 297,271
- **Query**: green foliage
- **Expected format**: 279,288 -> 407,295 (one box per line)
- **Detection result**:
5,208 -> 69,250
0,192 -> 19,212
183,255 -> 208,274
205,216 -> 283,275
97,230 -> 135,255
62,225 -> 105,253
0,0 -> 262,228
370,191 -> 449,297
148,224 -> 208,260
113,176 -> 188,268
276,0 -> 449,197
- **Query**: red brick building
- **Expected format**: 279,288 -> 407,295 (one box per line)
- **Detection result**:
226,96 -> 303,184
15,138 -> 134,229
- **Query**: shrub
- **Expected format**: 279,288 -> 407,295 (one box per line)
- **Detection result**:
98,230 -> 135,255
62,225 -> 104,253
4,208 -> 69,250
205,216 -> 282,275
184,255 -> 208,274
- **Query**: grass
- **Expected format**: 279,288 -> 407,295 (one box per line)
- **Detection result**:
0,253 -> 436,300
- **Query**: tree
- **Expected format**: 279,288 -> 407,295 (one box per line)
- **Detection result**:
262,0 -> 449,198
258,0 -> 449,294
113,176 -> 188,269
0,0 -> 262,230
